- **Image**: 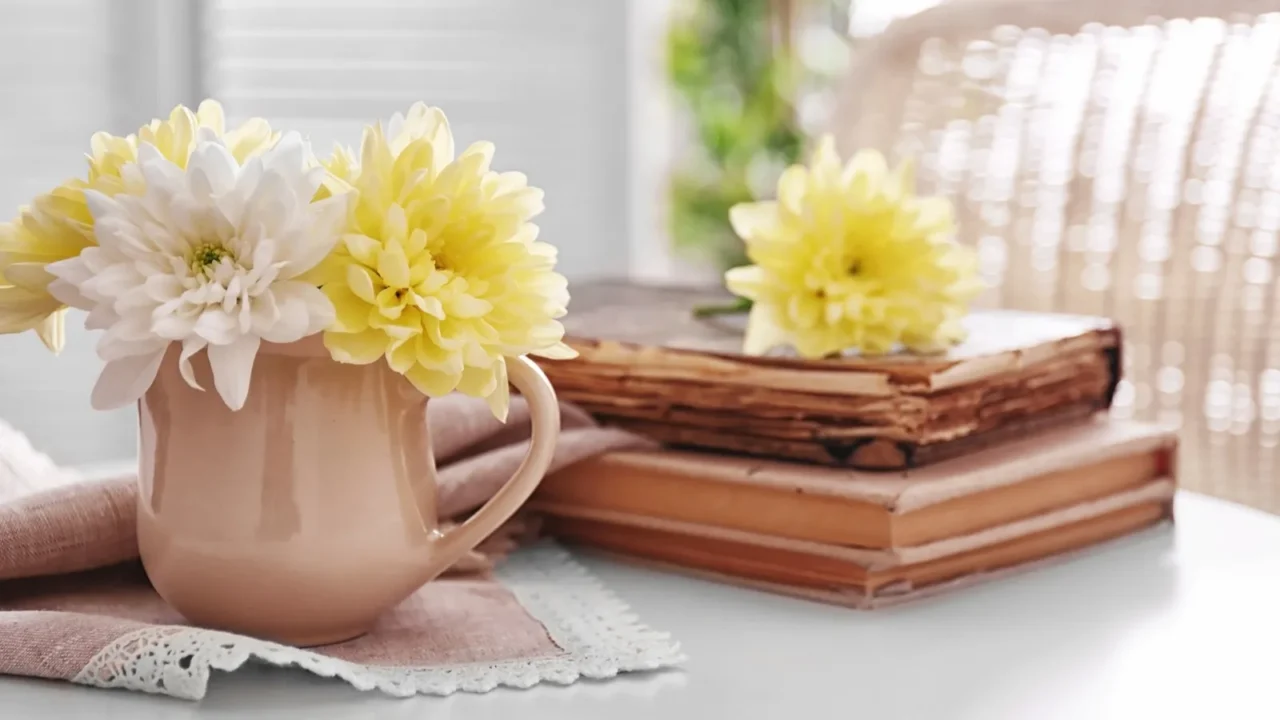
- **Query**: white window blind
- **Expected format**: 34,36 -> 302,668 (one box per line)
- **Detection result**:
204,0 -> 631,279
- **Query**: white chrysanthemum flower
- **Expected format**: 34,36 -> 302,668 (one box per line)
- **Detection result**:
46,130 -> 349,411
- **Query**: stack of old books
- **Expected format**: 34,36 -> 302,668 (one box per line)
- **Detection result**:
532,283 -> 1177,608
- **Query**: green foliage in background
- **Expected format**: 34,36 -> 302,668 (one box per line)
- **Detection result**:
667,0 -> 806,271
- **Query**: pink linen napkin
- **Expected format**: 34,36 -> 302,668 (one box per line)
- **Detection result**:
0,397 -> 681,700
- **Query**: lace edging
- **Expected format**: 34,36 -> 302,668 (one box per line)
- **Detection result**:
71,542 -> 685,700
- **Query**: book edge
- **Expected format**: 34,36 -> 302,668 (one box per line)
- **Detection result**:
537,477 -> 1175,570
553,419 -> 1178,511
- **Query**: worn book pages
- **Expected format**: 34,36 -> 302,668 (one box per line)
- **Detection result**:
542,283 -> 1122,469
533,419 -> 1176,549
544,486 -> 1174,609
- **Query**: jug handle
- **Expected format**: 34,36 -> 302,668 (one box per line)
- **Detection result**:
431,355 -> 560,573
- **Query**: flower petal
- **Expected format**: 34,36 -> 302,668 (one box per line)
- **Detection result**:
261,282 -> 333,343
45,277 -> 92,311
143,274 -> 185,302
226,118 -> 277,162
377,241 -> 411,289
484,356 -> 510,421
346,264 -> 379,303
884,157 -> 916,201
90,349 -> 166,411
446,294 -> 491,319
724,265 -> 765,300
188,139 -> 239,199
247,288 -> 281,337
324,328 -> 388,365
729,202 -> 780,243
152,312 -> 197,340
810,134 -> 847,190
413,293 -> 445,320
323,283 -> 370,333
260,131 -> 308,187
34,310 -> 66,354
97,314 -> 161,360
195,99 -> 226,134
82,189 -> 123,226
81,263 -> 144,302
3,262 -> 54,293
405,363 -> 461,398
456,362 -> 498,397
275,195 -> 349,278
207,335 -> 261,410
84,302 -> 120,331
387,338 -> 417,373
741,303 -> 788,356
777,166 -> 808,213
178,337 -> 208,390
0,299 -> 56,335
531,342 -> 578,360
342,234 -> 381,267
194,309 -> 238,345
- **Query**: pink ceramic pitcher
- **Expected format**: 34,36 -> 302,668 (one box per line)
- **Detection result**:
135,336 -> 560,646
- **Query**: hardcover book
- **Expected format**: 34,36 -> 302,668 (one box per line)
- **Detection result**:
541,283 -> 1122,470
534,420 -> 1177,607
543,495 -> 1171,608
533,419 -> 1175,550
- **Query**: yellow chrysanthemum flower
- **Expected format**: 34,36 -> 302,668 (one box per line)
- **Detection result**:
0,191 -> 88,351
0,100 -> 278,352
315,103 -> 575,420
725,136 -> 982,358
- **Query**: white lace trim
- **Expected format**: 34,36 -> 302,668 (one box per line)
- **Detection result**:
71,543 -> 684,700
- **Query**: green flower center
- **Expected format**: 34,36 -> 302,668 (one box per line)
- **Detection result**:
191,243 -> 229,272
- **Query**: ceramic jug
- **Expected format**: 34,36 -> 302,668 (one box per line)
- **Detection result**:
135,336 -> 559,646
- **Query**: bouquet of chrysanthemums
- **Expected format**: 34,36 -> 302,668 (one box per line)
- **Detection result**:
0,101 -> 574,420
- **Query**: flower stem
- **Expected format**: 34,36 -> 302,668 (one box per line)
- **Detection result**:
692,297 -> 753,318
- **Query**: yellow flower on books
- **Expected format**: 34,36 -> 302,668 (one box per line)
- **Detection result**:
315,103 -> 575,421
724,136 -> 982,358
0,100 -> 278,352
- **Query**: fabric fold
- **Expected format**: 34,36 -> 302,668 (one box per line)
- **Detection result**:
0,398 -> 682,700
0,397 -> 649,584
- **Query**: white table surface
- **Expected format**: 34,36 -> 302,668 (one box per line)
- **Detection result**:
3,491 -> 1280,719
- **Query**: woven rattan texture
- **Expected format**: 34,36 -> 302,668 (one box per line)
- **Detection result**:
832,0 -> 1280,512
